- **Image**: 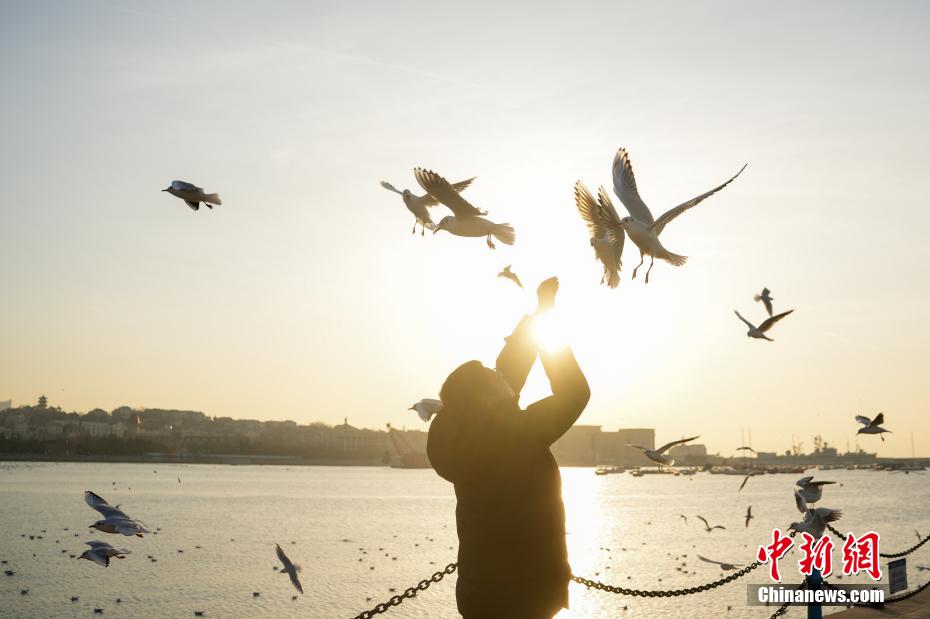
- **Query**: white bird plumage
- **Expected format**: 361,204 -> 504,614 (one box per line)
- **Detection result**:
795,476 -> 835,505
84,491 -> 152,537
380,176 -> 475,236
162,180 -> 221,211
574,181 -> 623,288
78,541 -> 131,567
790,491 -> 842,540
409,399 -> 443,422
600,148 -> 747,283
855,413 -> 891,442
414,168 -> 515,249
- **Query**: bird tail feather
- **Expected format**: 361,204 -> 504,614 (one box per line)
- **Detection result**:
491,223 -> 515,245
661,251 -> 687,267
203,193 -> 221,206
607,269 -> 620,288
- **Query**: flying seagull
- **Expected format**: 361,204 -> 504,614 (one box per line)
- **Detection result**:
754,288 -> 774,317
679,514 -> 688,525
738,471 -> 763,492
733,309 -> 794,341
855,413 -> 891,442
162,180 -> 221,211
84,491 -> 151,537
696,516 -> 726,533
275,544 -> 303,595
626,435 -> 700,467
745,506 -> 754,528
791,492 -> 842,540
574,181 -> 623,288
78,541 -> 130,567
497,265 -> 523,288
736,446 -> 756,454
697,555 -> 742,571
598,148 -> 747,283
380,176 -> 475,235
795,477 -> 835,506
414,168 -> 515,249
409,399 -> 443,423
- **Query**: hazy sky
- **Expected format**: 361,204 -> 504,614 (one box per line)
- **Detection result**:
2,1 -> 929,457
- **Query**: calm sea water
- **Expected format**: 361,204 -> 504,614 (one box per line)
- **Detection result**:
0,462 -> 927,618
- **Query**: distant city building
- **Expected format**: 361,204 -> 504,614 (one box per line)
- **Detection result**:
0,400 -> 11,412
668,443 -> 708,465
551,426 -> 657,466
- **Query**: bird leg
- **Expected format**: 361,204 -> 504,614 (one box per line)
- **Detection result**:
411,220 -> 417,235
632,252 -> 644,279
420,222 -> 425,236
645,256 -> 655,284
486,234 -> 496,250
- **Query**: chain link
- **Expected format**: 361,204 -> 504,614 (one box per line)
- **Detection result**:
825,524 -> 930,558
348,563 -> 456,619
767,580 -> 806,618
570,561 -> 762,597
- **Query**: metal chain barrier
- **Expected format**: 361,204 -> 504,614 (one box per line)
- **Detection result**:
825,524 -> 930,558
822,577 -> 930,608
349,562 -> 456,619
570,561 -> 762,597
767,579 -> 806,618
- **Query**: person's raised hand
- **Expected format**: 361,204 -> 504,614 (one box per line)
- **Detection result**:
535,277 -> 559,313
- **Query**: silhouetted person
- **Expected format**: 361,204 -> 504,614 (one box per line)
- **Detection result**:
428,277 -> 590,618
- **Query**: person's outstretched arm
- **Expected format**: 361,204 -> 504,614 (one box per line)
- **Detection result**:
494,314 -> 537,397
520,345 -> 590,446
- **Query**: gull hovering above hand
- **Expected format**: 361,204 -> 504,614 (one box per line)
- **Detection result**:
855,413 -> 891,442
574,181 -> 623,288
599,148 -> 747,283
162,180 -> 221,211
791,492 -> 842,540
754,288 -> 774,317
380,176 -> 475,236
795,476 -> 835,506
78,541 -> 130,568
698,555 -> 742,570
409,399 -> 443,423
414,168 -> 515,249
734,309 -> 794,341
497,265 -> 523,288
626,436 -> 700,467
275,544 -> 303,594
696,515 -> 726,533
84,491 -> 152,538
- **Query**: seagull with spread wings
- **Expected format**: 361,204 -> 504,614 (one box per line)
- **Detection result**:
626,435 -> 700,467
574,181 -> 623,288
754,288 -> 774,317
414,168 -> 515,249
736,446 -> 756,455
598,148 -> 747,283
734,309 -> 794,341
78,541 -> 130,567
380,175 -> 475,235
796,476 -> 835,505
856,413 -> 891,442
84,491 -> 152,538
791,492 -> 842,540
738,471 -> 763,492
162,180 -> 221,211
275,544 -> 303,594
696,516 -> 726,533
698,555 -> 742,570
745,506 -> 754,528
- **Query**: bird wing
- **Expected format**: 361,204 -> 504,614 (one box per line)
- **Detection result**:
276,544 -> 293,570
854,415 -> 872,427
89,550 -> 110,567
697,555 -> 723,566
736,446 -> 756,453
815,508 -> 842,524
738,473 -> 753,492
650,164 -> 747,236
419,177 -> 477,207
794,490 -> 809,514
184,200 -> 201,211
171,180 -> 201,191
611,148 -> 654,224
796,476 -> 814,487
84,491 -> 126,518
697,515 -> 710,529
413,169 -> 485,217
597,186 -> 627,251
871,412 -> 885,427
747,505 -> 753,517
574,181 -> 607,240
625,444 -> 649,451
380,181 -> 403,195
763,296 -> 773,317
656,435 -> 700,454
733,310 -> 755,330
758,310 -> 794,333
288,569 -> 304,594
679,514 -> 688,523
85,541 -> 113,550
712,525 -> 726,530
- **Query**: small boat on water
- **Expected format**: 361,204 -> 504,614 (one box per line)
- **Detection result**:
595,465 -> 625,476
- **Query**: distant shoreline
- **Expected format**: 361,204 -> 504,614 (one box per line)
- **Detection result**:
0,453 -> 391,467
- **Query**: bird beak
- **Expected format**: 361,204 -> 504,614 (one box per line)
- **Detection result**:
161,188 -> 168,192
432,227 -> 441,234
